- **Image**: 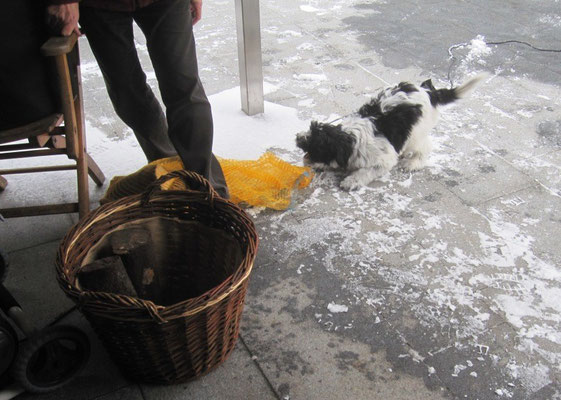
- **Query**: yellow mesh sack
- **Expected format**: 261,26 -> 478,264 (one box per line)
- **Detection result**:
218,152 -> 313,210
101,152 -> 313,210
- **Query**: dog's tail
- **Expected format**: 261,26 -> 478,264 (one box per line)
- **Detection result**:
423,73 -> 488,106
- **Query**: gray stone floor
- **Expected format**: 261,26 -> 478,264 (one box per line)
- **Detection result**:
1,1 -> 561,399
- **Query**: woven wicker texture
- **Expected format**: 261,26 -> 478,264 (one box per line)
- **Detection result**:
100,152 -> 313,210
57,171 -> 259,384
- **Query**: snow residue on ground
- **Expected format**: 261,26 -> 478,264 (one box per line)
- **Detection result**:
539,14 -> 561,28
507,362 -> 552,395
465,35 -> 493,63
328,303 -> 349,313
292,73 -> 328,89
299,0 -> 374,15
450,35 -> 494,77
85,121 -> 146,174
80,61 -> 103,81
300,5 -> 321,13
293,73 -> 328,83
261,161 -> 559,393
298,98 -> 316,108
470,207 -> 561,383
511,153 -> 561,198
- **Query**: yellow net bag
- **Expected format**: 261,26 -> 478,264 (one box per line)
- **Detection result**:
101,152 -> 313,210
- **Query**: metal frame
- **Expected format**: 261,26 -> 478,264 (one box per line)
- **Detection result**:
235,0 -> 264,116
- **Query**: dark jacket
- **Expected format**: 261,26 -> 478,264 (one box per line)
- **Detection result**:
0,0 -> 58,129
49,0 -> 162,12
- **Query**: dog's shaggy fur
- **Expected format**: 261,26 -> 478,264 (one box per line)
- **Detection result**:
296,74 -> 486,190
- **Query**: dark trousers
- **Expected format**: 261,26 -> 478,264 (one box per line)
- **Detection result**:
80,0 -> 229,198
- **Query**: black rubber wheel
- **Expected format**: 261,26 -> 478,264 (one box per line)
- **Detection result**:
0,316 -> 18,382
11,325 -> 90,393
0,249 -> 8,283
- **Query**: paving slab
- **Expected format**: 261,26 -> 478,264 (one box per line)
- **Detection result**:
0,214 -> 75,253
241,272 -> 452,400
512,149 -> 561,197
3,240 -> 74,330
140,339 -> 277,400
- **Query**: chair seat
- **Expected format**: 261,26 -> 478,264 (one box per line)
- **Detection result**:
0,113 -> 62,144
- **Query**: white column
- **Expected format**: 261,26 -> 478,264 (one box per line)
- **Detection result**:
235,0 -> 264,116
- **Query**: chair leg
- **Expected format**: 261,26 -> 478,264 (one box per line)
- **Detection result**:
86,153 -> 105,186
0,175 -> 7,191
75,107 -> 89,218
76,152 -> 90,219
61,48 -> 90,219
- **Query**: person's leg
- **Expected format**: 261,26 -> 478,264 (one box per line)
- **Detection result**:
133,0 -> 229,198
79,6 -> 176,162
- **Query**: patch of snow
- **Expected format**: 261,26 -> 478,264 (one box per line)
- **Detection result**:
211,86 -> 308,159
452,364 -> 467,377
539,15 -> 561,27
507,362 -> 552,394
466,35 -> 493,62
298,98 -> 316,108
327,303 -> 349,313
300,5 -> 320,13
293,73 -> 329,82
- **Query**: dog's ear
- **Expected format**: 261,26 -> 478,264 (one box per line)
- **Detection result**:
310,120 -> 321,133
296,121 -> 319,152
335,146 -> 351,168
420,79 -> 435,91
333,126 -> 355,168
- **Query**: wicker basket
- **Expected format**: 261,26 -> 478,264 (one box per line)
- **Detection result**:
56,171 -> 258,384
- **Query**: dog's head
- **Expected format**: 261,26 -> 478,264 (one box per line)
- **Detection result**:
296,121 -> 356,169
295,123 -> 314,153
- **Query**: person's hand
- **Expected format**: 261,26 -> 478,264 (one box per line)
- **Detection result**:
46,3 -> 80,36
190,0 -> 202,25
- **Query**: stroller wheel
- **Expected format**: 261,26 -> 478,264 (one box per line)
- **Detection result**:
12,325 -> 90,393
0,316 -> 18,381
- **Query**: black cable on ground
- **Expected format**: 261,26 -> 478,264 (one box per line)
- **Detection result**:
486,40 -> 561,53
447,39 -> 561,87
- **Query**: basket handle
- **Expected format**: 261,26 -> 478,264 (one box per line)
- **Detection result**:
142,170 -> 217,205
77,291 -> 170,323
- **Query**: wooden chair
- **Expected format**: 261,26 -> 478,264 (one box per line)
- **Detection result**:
0,33 -> 105,219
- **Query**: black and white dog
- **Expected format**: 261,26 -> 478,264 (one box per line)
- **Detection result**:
296,74 -> 486,190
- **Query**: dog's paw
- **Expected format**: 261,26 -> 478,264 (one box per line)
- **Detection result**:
311,164 -> 329,172
306,160 -> 333,172
340,175 -> 363,191
399,157 -> 426,172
